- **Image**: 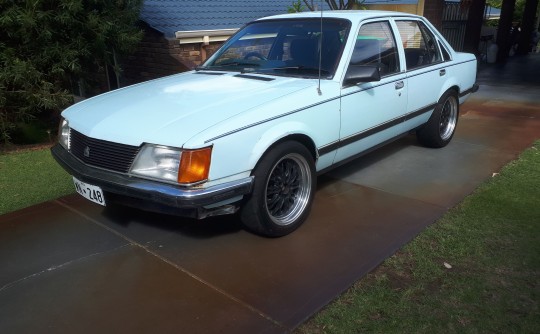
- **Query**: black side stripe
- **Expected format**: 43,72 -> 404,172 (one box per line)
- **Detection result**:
404,103 -> 437,121
318,103 -> 437,156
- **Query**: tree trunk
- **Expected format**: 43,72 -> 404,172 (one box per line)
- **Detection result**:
113,48 -> 121,89
104,62 -> 111,91
496,0 -> 517,63
516,0 -> 539,55
463,0 -> 487,55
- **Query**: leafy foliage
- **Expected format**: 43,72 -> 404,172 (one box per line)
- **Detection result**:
288,0 -> 306,13
0,0 -> 143,143
487,0 -> 527,20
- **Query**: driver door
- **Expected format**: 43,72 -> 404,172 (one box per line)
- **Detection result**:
335,20 -> 407,163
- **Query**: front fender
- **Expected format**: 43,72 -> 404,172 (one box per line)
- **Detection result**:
187,82 -> 342,185
247,121 -> 317,170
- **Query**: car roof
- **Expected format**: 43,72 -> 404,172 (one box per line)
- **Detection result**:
256,10 -> 422,22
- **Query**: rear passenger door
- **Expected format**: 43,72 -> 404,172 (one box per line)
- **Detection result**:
394,19 -> 445,130
336,20 -> 407,163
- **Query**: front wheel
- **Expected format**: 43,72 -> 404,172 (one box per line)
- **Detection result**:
240,141 -> 316,237
416,90 -> 459,148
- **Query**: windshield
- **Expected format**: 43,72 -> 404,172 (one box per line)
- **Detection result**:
201,18 -> 351,79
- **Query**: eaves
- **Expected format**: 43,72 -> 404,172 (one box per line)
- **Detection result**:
175,29 -> 239,44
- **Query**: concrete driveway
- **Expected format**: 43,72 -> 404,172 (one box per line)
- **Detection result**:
1,54 -> 539,333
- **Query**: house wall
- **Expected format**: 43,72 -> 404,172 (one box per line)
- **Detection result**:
367,4 -> 422,15
422,0 -> 445,30
366,0 -> 445,31
123,24 -> 222,85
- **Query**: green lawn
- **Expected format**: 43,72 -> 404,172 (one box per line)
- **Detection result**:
0,147 -> 74,215
298,140 -> 540,333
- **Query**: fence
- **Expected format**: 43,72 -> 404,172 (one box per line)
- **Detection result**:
441,1 -> 470,51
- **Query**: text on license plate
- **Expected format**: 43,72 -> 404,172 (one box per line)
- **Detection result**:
73,177 -> 106,206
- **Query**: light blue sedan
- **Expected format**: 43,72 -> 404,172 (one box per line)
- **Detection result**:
52,11 -> 478,237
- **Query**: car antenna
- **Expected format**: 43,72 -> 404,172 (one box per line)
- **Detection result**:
317,0 -> 323,96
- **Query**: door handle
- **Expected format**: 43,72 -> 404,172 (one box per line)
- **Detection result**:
395,81 -> 404,89
440,69 -> 446,76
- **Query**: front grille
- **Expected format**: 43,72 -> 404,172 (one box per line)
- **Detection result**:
70,129 -> 140,173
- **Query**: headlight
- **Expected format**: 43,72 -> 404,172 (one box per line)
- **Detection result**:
58,117 -> 70,150
131,144 -> 212,185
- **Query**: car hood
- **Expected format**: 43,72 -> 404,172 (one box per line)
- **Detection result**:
63,71 -> 315,147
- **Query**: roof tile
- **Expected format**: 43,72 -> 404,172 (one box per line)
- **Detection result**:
140,0 -> 419,37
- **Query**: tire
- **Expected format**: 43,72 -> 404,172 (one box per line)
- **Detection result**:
240,141 -> 316,237
416,90 -> 459,148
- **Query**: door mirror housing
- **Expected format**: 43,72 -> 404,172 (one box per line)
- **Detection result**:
343,65 -> 381,86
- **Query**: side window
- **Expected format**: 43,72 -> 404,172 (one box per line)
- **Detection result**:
350,21 -> 399,76
396,20 -> 442,70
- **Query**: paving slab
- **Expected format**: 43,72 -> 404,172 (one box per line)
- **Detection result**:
0,245 -> 284,334
1,54 -> 539,333
0,201 -> 127,289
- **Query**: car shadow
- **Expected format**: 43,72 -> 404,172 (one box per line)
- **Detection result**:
101,203 -> 244,239
318,133 -> 421,185
95,134 -> 423,239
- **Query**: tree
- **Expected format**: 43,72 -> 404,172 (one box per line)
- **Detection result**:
496,0 -> 517,63
288,0 -> 306,12
0,0 -> 143,144
463,0 -> 487,55
516,0 -> 539,55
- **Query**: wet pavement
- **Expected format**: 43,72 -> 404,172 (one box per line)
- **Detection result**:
1,54 -> 539,333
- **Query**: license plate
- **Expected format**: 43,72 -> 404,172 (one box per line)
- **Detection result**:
73,177 -> 106,206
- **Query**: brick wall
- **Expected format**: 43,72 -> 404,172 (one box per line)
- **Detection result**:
123,23 -> 224,85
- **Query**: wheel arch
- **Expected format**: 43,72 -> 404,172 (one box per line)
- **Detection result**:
251,132 -> 318,173
440,83 -> 460,101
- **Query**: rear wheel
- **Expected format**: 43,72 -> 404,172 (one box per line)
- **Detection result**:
240,141 -> 316,237
417,90 -> 459,148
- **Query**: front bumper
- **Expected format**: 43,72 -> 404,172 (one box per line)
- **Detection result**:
51,144 -> 253,217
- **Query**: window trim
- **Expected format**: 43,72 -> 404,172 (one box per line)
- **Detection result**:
343,19 -> 402,85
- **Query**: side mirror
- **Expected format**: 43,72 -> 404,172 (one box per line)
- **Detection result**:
343,65 -> 381,86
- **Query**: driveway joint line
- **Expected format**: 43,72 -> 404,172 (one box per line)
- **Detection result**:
0,244 -> 130,293
54,200 -> 287,331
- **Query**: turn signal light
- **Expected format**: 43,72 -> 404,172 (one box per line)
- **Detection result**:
178,147 -> 212,184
